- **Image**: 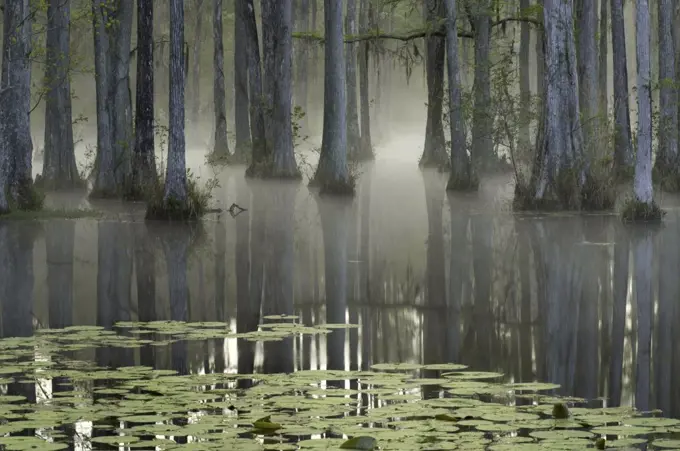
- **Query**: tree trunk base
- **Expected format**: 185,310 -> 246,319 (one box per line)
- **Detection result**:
446,172 -> 478,192
309,174 -> 356,197
514,169 -> 616,212
225,142 -> 252,166
350,140 -> 375,162
419,152 -> 451,170
34,174 -> 86,192
145,196 -> 204,220
245,160 -> 302,180
621,199 -> 664,222
10,179 -> 45,211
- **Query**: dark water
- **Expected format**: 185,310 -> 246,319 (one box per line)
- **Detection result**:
2,163 -> 679,418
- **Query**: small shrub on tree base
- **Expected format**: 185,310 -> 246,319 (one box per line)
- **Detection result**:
580,172 -> 616,211
145,173 -> 213,221
9,179 -> 45,212
34,174 -> 87,192
245,159 -> 302,180
621,199 -> 664,223
317,177 -> 356,197
446,172 -> 479,192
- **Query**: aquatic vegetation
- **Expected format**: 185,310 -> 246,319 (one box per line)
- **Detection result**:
0,320 -> 677,450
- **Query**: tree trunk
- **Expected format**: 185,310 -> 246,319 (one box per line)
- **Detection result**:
654,0 -> 678,179
242,0 -> 268,172
130,0 -> 157,199
313,0 -> 351,192
611,0 -> 633,174
2,0 -> 34,207
191,1 -> 204,124
233,0 -> 251,160
295,0 -> 311,132
599,0 -> 608,116
535,0 -> 544,97
259,0 -> 299,177
577,0 -> 598,155
345,0 -> 361,160
109,0 -> 133,188
91,0 -> 117,196
357,0 -> 374,161
519,0 -> 531,153
164,0 -> 188,203
523,0 -> 586,208
471,0 -> 494,173
419,0 -> 448,168
43,0 -> 81,190
634,0 -> 653,206
444,0 -> 475,190
211,0 -> 230,160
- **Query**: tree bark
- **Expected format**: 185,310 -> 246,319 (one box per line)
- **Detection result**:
655,0 -> 678,178
611,0 -> 633,174
535,0 -> 544,97
43,0 -> 81,190
164,0 -> 188,203
109,0 -> 134,188
598,0 -> 608,116
2,0 -> 34,207
444,0 -> 475,190
130,0 -> 157,198
518,0 -> 531,152
313,0 -> 351,192
259,0 -> 299,177
190,1 -> 205,124
345,0 -> 361,160
419,0 -> 448,168
295,0 -> 311,132
471,0 -> 494,173
577,0 -> 598,154
634,0 -> 653,205
242,0 -> 268,172
233,0 -> 251,160
91,0 -> 116,196
211,0 -> 230,160
357,0 -> 374,161
524,0 -> 586,208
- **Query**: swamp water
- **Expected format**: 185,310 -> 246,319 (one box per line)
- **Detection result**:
2,160 -> 680,449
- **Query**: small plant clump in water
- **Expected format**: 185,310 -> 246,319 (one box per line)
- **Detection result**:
145,172 -> 215,220
621,198 -> 664,222
513,168 -> 615,211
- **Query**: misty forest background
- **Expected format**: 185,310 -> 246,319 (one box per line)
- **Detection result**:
0,0 -> 676,219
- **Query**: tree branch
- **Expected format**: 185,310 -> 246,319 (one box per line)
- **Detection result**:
293,16 -> 541,43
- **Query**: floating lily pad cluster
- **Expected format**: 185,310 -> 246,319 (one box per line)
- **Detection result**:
0,321 -> 677,450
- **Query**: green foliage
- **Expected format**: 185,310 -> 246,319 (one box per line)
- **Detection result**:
621,198 -> 664,223
0,319 -> 676,449
9,179 -> 46,212
145,170 -> 218,221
